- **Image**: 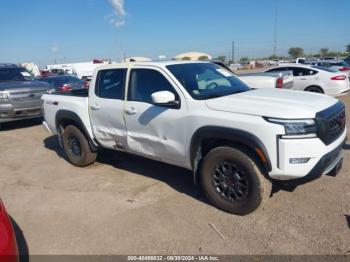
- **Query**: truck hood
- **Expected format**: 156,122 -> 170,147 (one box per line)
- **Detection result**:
205,89 -> 338,119
0,80 -> 51,93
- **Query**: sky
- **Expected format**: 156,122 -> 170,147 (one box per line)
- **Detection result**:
0,0 -> 349,66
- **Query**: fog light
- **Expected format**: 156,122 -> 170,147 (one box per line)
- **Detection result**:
0,112 -> 8,118
289,158 -> 310,164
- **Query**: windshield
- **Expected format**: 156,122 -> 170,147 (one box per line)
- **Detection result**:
166,63 -> 250,100
0,67 -> 34,82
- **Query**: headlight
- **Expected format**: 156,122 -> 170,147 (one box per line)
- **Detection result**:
266,118 -> 317,136
0,92 -> 10,103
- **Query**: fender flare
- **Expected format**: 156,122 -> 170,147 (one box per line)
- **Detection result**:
190,126 -> 272,183
55,110 -> 98,152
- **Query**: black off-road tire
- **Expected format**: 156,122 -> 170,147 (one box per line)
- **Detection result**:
200,146 -> 271,215
62,125 -> 97,167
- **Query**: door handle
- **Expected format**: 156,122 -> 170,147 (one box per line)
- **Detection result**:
125,107 -> 137,115
91,104 -> 101,111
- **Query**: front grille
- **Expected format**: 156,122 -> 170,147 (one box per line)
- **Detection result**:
10,90 -> 46,105
316,102 -> 346,145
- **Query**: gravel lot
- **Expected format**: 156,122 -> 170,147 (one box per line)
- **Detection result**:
0,94 -> 349,256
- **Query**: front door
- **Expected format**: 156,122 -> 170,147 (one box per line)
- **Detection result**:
124,67 -> 187,166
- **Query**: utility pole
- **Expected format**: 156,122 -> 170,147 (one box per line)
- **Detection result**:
232,41 -> 235,64
273,1 -> 278,56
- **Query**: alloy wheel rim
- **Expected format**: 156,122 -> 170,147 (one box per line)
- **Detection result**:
212,162 -> 249,202
69,136 -> 82,156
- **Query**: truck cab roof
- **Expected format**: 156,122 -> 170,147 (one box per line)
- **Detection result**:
0,63 -> 19,68
95,60 -> 209,70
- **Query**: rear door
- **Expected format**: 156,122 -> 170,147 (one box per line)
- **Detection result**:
124,66 -> 188,166
289,67 -> 319,91
89,67 -> 128,150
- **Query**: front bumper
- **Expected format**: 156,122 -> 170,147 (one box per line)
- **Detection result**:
275,139 -> 345,188
0,104 -> 42,123
42,120 -> 53,134
269,128 -> 347,181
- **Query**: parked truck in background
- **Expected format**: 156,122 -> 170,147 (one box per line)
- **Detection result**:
0,63 -> 51,127
42,61 -> 346,215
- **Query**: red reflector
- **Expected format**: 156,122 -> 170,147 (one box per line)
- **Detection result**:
331,75 -> 347,80
58,84 -> 72,92
83,81 -> 89,89
339,67 -> 350,71
276,77 -> 283,89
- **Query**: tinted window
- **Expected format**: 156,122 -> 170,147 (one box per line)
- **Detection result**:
96,69 -> 126,99
167,63 -> 250,100
0,67 -> 33,82
63,76 -> 82,83
332,61 -> 349,67
291,67 -> 313,77
40,76 -> 82,88
128,69 -> 178,104
266,67 -> 289,72
312,66 -> 337,73
345,57 -> 350,64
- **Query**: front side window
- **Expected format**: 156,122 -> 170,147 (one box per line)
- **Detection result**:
96,69 -> 126,100
128,69 -> 179,104
167,63 -> 250,100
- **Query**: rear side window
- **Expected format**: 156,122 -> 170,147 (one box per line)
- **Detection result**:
128,69 -> 179,104
291,67 -> 315,76
96,69 -> 126,100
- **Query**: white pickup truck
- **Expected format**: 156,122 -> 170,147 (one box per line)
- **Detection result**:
42,61 -> 346,215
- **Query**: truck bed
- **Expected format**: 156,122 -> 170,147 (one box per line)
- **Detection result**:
239,71 -> 294,89
42,92 -> 93,139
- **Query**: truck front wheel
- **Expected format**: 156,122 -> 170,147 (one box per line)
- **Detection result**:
200,146 -> 271,215
62,125 -> 97,167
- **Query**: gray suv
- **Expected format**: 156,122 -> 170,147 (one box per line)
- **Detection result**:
0,64 -> 51,125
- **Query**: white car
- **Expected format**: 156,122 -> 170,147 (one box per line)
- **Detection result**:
42,61 -> 346,215
212,61 -> 293,89
265,64 -> 350,97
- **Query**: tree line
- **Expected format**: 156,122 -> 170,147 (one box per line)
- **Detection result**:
288,45 -> 350,59
231,44 -> 350,64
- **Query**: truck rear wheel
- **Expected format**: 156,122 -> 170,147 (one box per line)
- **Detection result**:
62,125 -> 97,167
200,146 -> 271,215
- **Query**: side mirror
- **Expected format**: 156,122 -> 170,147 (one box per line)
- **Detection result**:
151,91 -> 179,108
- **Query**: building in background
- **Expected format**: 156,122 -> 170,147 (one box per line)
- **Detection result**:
123,57 -> 152,62
173,52 -> 212,61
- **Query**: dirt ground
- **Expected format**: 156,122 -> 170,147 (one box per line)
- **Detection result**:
0,94 -> 349,256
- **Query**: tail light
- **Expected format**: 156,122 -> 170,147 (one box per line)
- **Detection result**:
276,77 -> 283,89
58,84 -> 72,92
339,67 -> 350,71
83,81 -> 89,89
331,75 -> 347,80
